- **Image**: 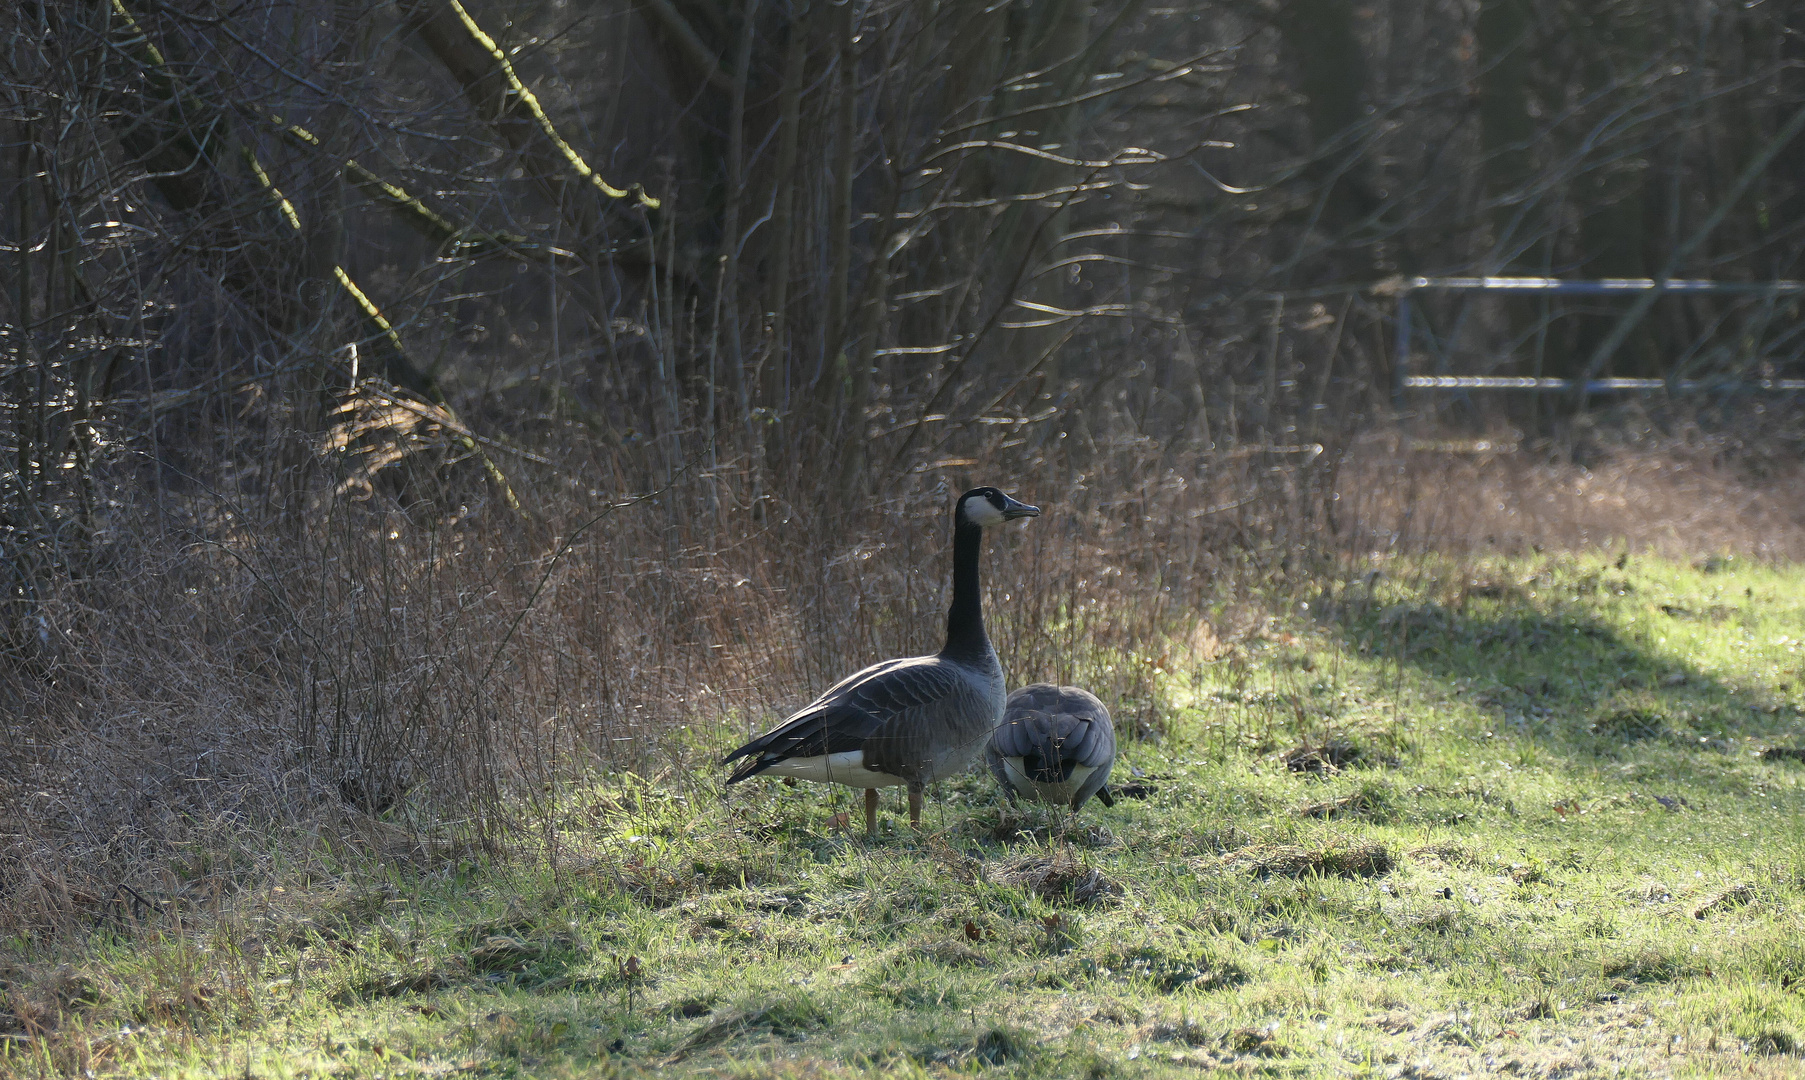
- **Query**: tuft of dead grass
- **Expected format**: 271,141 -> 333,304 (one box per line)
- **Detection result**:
1692,884 -> 1756,920
1220,1026 -> 1290,1058
995,849 -> 1124,906
1221,840 -> 1394,879
1282,736 -> 1366,774
681,994 -> 829,1050
1295,783 -> 1397,821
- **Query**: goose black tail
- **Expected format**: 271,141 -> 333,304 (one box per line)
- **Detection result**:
725,755 -> 774,784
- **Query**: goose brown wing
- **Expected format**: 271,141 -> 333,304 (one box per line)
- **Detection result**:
723,656 -> 967,782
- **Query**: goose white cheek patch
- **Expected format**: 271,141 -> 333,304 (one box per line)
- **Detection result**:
963,495 -> 1006,526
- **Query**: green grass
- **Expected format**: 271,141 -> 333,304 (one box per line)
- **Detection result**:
7,552 -> 1805,1077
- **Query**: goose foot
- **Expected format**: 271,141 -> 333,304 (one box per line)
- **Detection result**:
864,788 -> 878,837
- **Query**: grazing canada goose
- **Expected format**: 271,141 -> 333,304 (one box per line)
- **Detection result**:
723,487 -> 1040,835
986,683 -> 1117,812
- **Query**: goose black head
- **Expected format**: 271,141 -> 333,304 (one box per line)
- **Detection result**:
956,486 -> 1040,528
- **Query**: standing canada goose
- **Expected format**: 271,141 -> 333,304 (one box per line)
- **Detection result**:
723,487 -> 1040,835
986,683 -> 1117,811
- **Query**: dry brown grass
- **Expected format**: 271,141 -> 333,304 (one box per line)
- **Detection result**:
3,402 -> 1804,938
1335,425 -> 1805,559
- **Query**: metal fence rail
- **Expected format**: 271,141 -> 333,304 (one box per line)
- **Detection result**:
1393,276 -> 1805,403
1404,376 -> 1805,391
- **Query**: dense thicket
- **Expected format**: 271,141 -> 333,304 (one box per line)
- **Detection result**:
4,0 -> 1805,919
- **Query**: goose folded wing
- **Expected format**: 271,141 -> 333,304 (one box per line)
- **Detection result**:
990,710 -> 1055,761
1044,689 -> 1113,765
996,711 -> 1116,785
1006,684 -> 1062,713
1050,687 -> 1110,723
859,663 -> 995,778
989,712 -> 1069,781
1064,713 -> 1115,768
723,699 -> 882,775
723,658 -> 968,781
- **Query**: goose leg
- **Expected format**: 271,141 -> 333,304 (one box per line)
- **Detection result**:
864,788 -> 879,837
907,782 -> 924,828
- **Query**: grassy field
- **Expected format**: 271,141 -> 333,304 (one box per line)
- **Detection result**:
6,551 -> 1805,1078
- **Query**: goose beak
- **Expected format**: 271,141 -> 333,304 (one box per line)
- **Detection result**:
1001,494 -> 1040,520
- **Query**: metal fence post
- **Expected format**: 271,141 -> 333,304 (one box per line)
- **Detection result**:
1391,288 -> 1412,410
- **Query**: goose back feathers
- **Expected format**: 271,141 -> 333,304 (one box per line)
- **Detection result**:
986,683 -> 1117,810
723,487 -> 1039,829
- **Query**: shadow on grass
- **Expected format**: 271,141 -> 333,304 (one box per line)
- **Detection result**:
1318,566 -> 1795,765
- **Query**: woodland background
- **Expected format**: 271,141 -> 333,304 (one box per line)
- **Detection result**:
6,0 -> 1805,928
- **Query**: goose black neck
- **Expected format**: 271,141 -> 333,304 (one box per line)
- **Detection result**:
942,519 -> 991,662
